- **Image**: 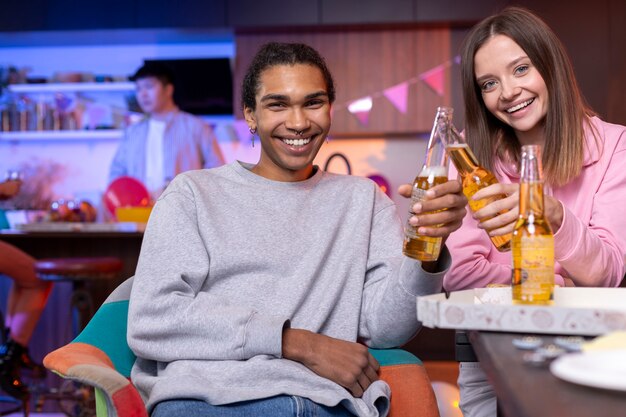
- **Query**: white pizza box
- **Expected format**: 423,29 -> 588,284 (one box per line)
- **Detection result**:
417,287 -> 626,336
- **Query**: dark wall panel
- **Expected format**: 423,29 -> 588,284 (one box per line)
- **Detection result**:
227,0 -> 318,28
321,0 -> 414,24
136,0 -> 227,28
45,0 -> 135,30
607,0 -> 626,124
415,0 -> 508,23
0,0 -> 47,32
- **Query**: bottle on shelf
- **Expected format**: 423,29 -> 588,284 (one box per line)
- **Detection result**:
442,124 -> 512,252
512,144 -> 554,304
403,106 -> 451,262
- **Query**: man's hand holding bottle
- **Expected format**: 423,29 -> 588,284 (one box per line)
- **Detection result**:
398,180 -> 467,242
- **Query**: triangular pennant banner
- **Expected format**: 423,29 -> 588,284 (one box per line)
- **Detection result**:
383,82 -> 409,114
347,96 -> 373,126
233,119 -> 253,146
420,64 -> 446,96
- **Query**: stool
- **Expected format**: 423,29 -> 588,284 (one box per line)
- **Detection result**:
35,257 -> 123,335
30,258 -> 121,416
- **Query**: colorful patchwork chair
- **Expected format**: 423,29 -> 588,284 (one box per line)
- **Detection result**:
43,277 -> 439,417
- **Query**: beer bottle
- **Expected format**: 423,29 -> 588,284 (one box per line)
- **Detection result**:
442,126 -> 512,252
512,145 -> 554,304
403,107 -> 450,261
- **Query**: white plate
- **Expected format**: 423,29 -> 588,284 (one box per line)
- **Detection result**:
550,349 -> 626,391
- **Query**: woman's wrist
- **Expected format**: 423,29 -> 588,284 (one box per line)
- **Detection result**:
546,196 -> 564,232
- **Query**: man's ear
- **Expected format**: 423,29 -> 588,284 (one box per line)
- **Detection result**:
244,106 -> 256,130
165,83 -> 175,100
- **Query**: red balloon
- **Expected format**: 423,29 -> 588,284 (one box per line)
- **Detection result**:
103,176 -> 151,219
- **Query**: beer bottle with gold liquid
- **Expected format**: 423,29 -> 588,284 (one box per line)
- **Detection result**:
512,145 -> 554,304
442,126 -> 512,251
403,107 -> 450,261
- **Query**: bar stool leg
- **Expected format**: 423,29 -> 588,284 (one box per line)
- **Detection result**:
68,283 -> 93,336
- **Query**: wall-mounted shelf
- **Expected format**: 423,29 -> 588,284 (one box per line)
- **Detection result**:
0,130 -> 124,141
8,82 -> 135,94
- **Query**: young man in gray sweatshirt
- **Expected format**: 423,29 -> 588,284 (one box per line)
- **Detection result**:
128,42 -> 467,417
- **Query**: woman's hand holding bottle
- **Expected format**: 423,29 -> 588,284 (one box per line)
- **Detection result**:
470,183 -> 519,236
471,182 -> 564,235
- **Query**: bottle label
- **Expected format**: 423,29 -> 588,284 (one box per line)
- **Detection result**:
513,235 -> 554,303
405,188 -> 427,238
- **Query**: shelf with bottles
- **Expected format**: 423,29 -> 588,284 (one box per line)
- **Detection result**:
0,130 -> 123,142
1,82 -> 135,137
7,82 -> 135,94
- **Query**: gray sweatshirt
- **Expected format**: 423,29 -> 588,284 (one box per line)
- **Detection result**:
127,161 -> 446,416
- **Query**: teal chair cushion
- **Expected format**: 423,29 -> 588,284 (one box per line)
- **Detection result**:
369,347 -> 422,366
73,300 -> 136,378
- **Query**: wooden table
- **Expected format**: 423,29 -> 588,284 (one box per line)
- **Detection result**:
468,331 -> 626,417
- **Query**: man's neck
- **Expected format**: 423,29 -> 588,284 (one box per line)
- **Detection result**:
150,105 -> 178,121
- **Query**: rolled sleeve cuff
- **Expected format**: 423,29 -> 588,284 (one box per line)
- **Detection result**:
242,312 -> 290,359
400,246 -> 449,296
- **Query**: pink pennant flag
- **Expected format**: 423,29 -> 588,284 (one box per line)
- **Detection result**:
420,64 -> 446,96
347,97 -> 373,126
233,119 -> 253,146
383,82 -> 409,114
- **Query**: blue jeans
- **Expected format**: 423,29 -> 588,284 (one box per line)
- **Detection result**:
151,396 -> 354,417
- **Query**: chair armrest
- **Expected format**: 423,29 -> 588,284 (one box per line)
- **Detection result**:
371,348 -> 440,417
44,342 -> 147,417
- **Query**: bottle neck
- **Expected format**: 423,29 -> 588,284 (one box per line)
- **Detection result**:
519,144 -> 545,218
424,140 -> 448,168
519,181 -> 545,218
446,144 -> 480,177
423,109 -> 450,169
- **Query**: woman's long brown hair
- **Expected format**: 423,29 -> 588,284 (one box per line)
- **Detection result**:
460,6 -> 596,186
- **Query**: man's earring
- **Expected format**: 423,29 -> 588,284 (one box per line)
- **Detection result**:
249,127 -> 257,147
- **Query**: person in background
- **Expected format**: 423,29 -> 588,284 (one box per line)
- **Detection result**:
109,62 -> 225,198
442,7 -> 626,416
0,179 -> 51,401
127,42 -> 467,417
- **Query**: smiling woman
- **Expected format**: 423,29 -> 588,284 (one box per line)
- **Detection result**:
473,35 -> 548,146
444,7 -> 626,417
